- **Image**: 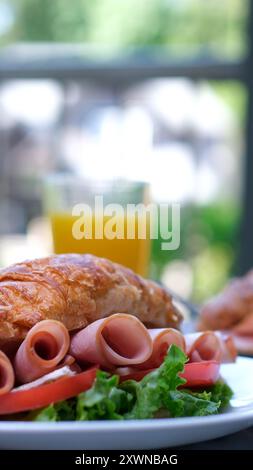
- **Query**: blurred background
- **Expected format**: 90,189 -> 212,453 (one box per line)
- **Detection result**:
0,0 -> 251,304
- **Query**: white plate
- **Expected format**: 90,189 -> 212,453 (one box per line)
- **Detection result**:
0,356 -> 253,450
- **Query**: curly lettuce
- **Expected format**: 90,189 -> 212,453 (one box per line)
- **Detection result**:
33,345 -> 233,421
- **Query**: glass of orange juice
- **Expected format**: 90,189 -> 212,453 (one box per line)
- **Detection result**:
43,175 -> 151,276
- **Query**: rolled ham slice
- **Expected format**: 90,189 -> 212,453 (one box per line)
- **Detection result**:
185,332 -> 221,362
215,331 -> 237,362
14,320 -> 70,383
58,354 -> 82,374
70,313 -> 153,368
185,331 -> 237,363
0,351 -> 15,395
137,328 -> 186,369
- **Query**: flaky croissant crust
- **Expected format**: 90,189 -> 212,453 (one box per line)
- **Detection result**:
0,254 -> 181,352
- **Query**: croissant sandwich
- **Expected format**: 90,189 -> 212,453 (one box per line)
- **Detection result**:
0,255 -> 237,418
0,253 -> 182,353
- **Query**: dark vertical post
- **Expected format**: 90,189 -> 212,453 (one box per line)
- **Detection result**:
237,0 -> 253,275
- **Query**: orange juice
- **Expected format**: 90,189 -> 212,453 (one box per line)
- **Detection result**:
50,212 -> 151,276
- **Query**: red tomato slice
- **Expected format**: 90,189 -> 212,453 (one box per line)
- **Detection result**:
180,361 -> 220,388
119,361 -> 220,388
0,367 -> 97,415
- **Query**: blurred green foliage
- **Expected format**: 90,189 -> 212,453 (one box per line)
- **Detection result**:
0,0 -> 247,59
150,203 -> 240,302
213,81 -> 247,127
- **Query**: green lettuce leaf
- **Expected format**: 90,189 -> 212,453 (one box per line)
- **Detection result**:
76,370 -> 133,420
33,345 -> 233,422
32,398 -> 76,422
165,390 -> 219,417
122,344 -> 187,419
32,404 -> 57,422
204,380 -> 233,410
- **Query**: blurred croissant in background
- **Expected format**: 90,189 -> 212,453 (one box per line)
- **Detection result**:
198,270 -> 253,355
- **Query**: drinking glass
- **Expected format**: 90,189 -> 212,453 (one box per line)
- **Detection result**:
43,175 -> 151,276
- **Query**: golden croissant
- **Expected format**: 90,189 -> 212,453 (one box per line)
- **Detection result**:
0,254 -> 182,353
